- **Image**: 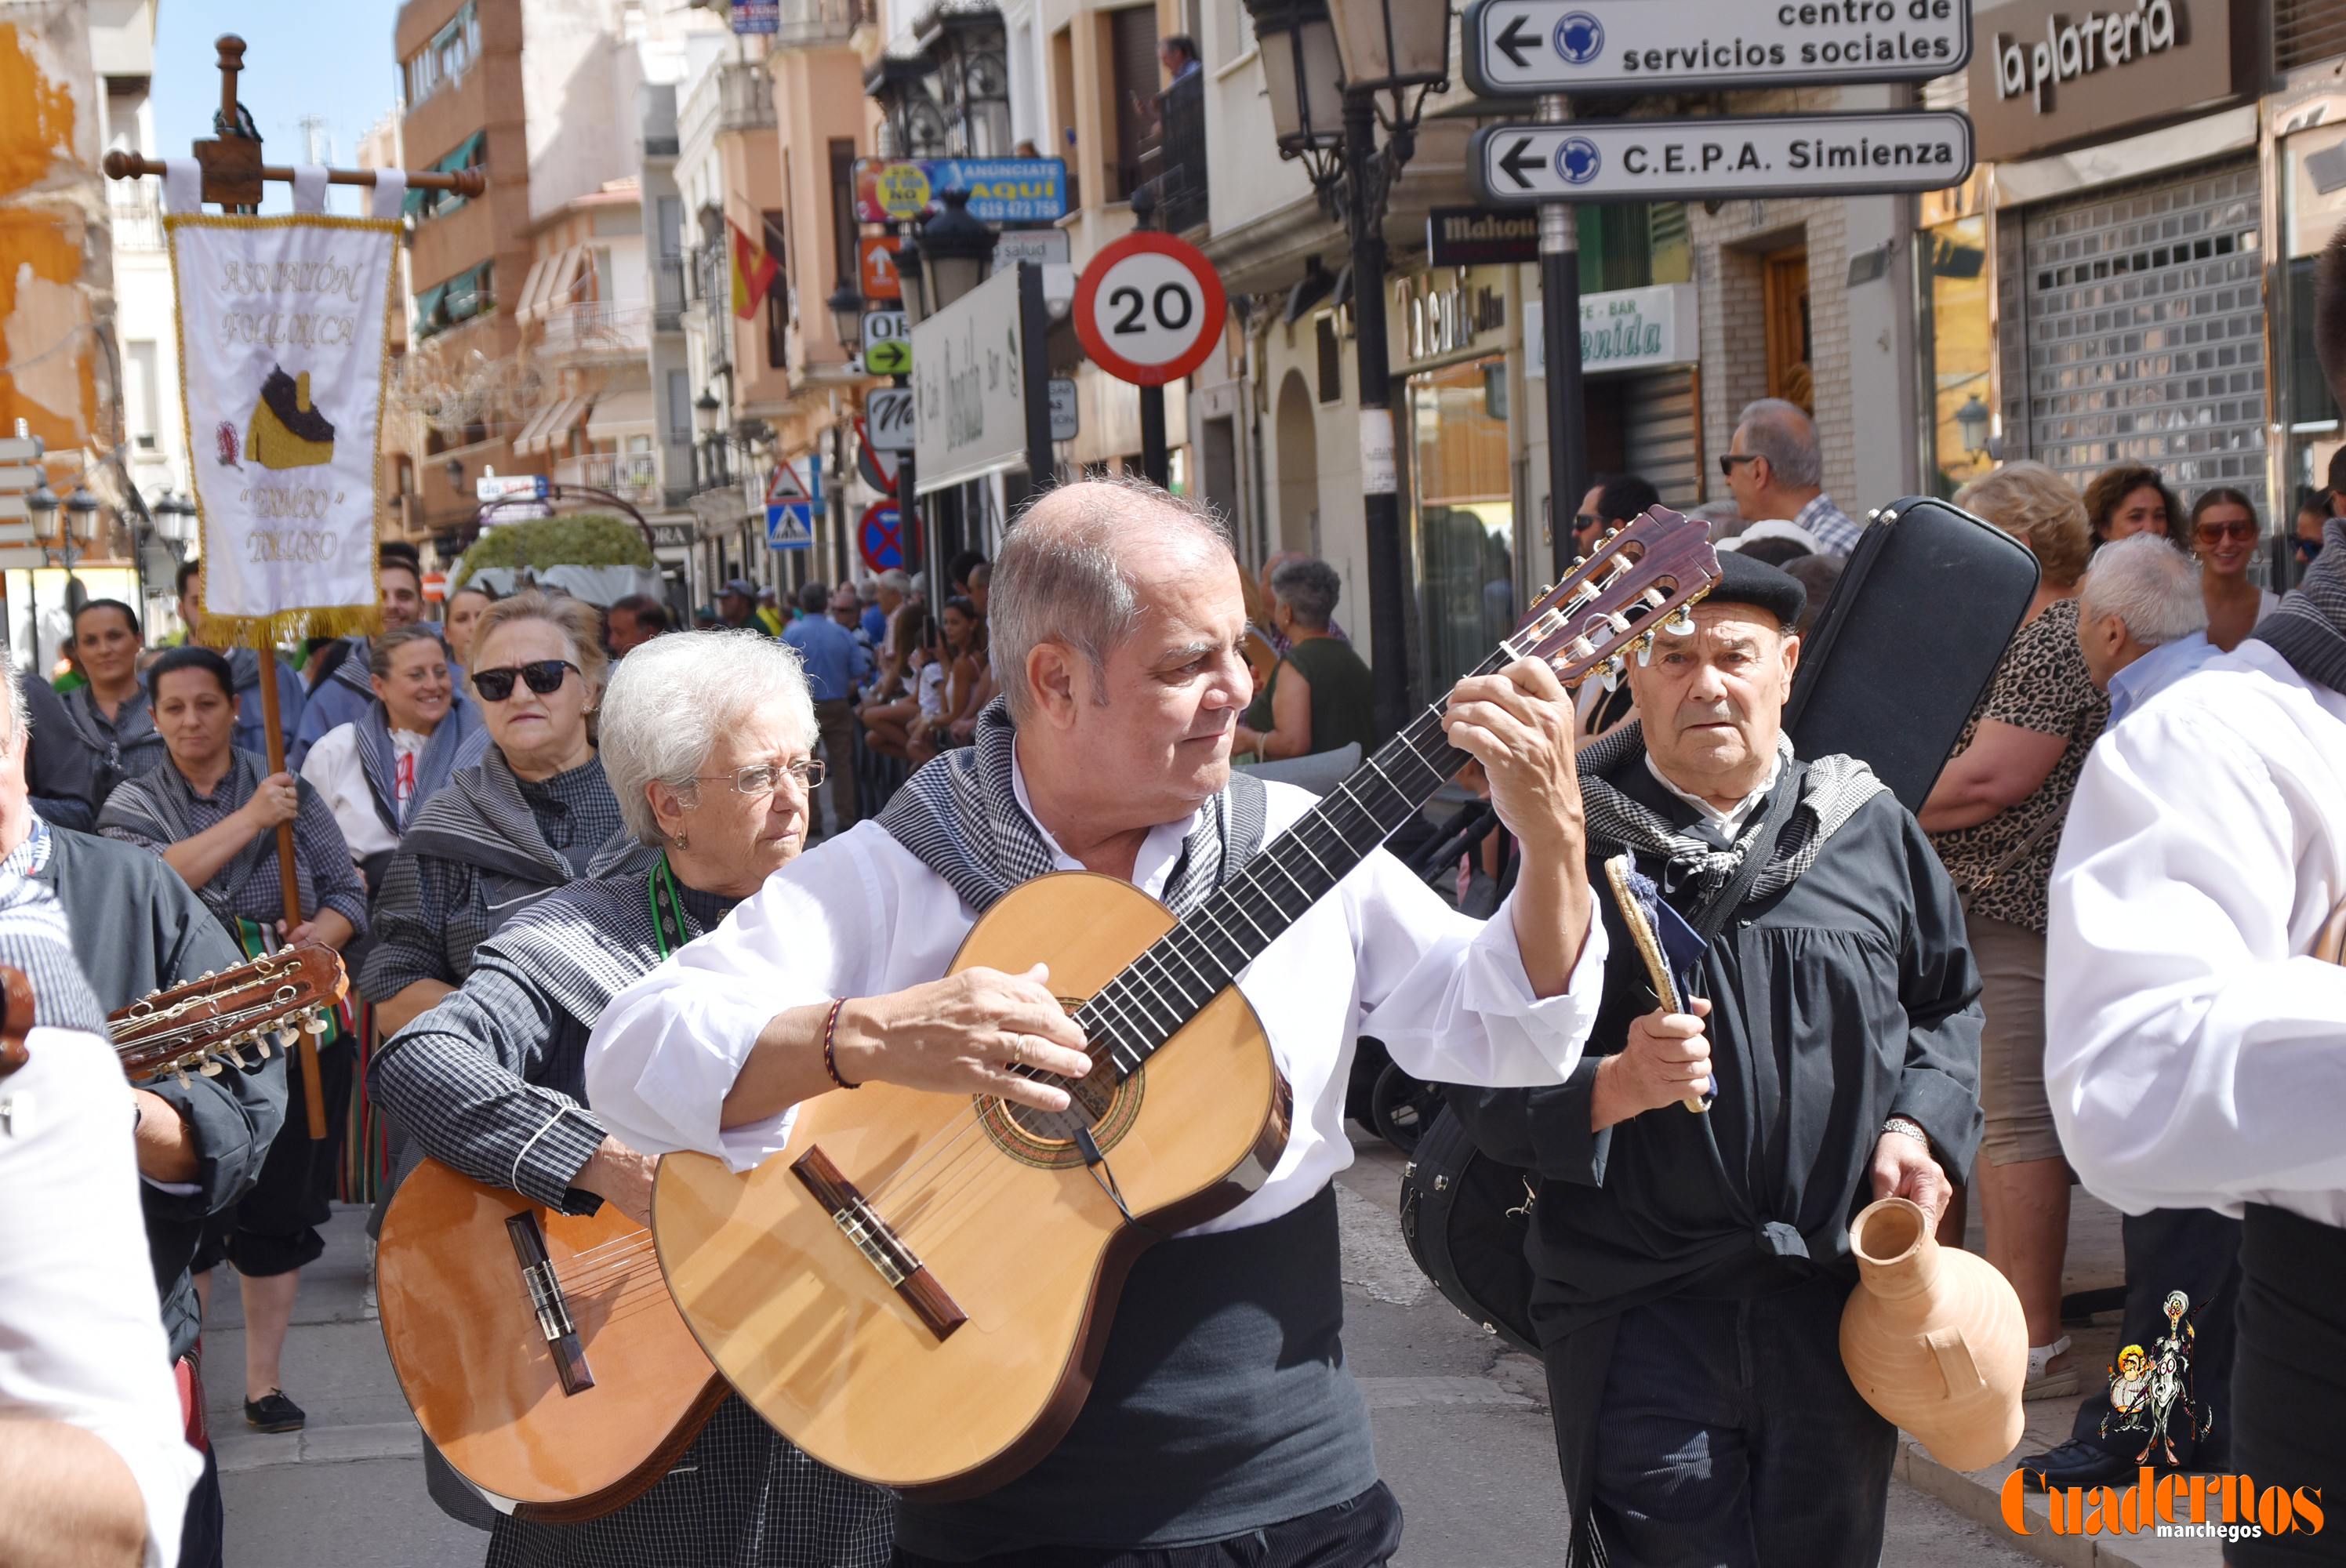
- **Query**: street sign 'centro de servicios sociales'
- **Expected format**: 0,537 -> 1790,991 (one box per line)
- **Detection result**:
1462,0 -> 1971,96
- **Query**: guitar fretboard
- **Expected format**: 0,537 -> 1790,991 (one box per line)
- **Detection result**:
1077,639 -> 1523,1082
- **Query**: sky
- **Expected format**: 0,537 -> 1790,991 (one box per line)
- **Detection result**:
150,0 -> 405,216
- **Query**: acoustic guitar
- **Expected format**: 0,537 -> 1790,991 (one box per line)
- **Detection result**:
651,506 -> 1722,1498
376,1160 -> 725,1522
108,942 -> 347,1083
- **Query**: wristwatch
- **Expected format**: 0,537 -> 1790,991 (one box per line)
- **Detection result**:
1880,1114 -> 1930,1149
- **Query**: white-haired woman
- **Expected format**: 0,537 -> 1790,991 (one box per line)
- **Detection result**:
371,629 -> 891,1567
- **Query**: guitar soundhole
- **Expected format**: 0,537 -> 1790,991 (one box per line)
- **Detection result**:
979,1018 -> 1144,1170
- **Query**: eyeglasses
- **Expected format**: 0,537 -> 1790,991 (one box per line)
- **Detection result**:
2292,535 -> 2325,561
472,659 -> 579,702
1574,513 -> 1603,533
692,758 -> 826,797
1718,453 -> 1763,477
2192,518 -> 2259,544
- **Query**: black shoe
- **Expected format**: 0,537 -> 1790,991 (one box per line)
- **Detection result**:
2016,1438 -> 2132,1490
244,1389 -> 304,1433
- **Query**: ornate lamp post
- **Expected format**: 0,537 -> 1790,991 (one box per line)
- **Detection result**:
915,187 -> 998,314
1244,0 -> 1450,738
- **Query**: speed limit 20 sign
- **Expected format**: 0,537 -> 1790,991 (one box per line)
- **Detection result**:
1073,231 -> 1226,387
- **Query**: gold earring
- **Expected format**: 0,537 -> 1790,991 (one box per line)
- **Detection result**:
673,833 -> 688,850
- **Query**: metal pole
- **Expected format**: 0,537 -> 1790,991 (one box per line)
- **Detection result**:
1019,262 -> 1056,499
1131,189 -> 1171,490
1539,93 -> 1588,583
1346,88 -> 1407,741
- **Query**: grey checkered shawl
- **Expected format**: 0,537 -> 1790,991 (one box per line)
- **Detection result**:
2253,515 -> 2346,696
877,699 -> 1268,916
1578,723 -> 1886,907
0,862 -> 104,1034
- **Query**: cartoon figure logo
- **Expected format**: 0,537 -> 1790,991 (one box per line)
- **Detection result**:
214,419 -> 242,470
1554,13 -> 1604,65
1556,136 -> 1602,187
2098,1289 -> 2206,1467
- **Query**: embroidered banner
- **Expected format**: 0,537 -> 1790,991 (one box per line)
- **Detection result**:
165,162 -> 402,643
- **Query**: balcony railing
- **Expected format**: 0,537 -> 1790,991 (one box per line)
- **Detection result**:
1135,73 -> 1207,236
772,0 -> 873,47
557,451 -> 661,505
653,258 -> 687,330
540,302 -> 652,360
717,61 -> 776,135
109,179 -> 165,252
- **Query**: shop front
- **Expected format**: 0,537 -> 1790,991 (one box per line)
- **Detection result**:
2268,80 -> 2346,555
1953,0 -> 2264,517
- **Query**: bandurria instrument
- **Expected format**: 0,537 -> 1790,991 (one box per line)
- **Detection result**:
651,506 -> 1722,1497
108,942 -> 346,1084
376,1159 -> 724,1520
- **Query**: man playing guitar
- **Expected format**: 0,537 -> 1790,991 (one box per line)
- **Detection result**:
586,477 -> 1611,1565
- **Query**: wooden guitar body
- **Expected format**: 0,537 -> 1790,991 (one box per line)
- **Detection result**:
377,1159 -> 726,1521
652,871 -> 1291,1498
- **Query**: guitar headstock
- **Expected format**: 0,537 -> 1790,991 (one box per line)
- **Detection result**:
1512,506 -> 1721,688
109,942 -> 349,1085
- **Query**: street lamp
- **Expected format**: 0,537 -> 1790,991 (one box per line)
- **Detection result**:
23,481 -> 57,535
62,485 -> 100,546
826,280 -> 865,351
895,228 -> 928,328
444,456 -> 466,494
1243,0 -> 1450,739
917,187 -> 997,315
1954,394 -> 1992,459
154,491 -> 198,546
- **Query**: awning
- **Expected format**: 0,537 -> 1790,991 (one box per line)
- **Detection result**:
584,387 -> 653,441
411,281 -> 448,338
518,245 -> 590,324
403,129 -> 488,220
514,394 -> 594,456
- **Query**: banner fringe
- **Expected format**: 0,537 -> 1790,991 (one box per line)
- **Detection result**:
197,606 -> 383,650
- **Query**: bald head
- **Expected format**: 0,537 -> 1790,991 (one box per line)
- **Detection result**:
993,477 -> 1235,723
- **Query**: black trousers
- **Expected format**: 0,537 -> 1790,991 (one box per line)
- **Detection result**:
191,1040 -> 352,1278
2228,1205 -> 2346,1566
2067,1205 -> 2243,1469
888,1483 -> 1404,1568
176,1441 -> 223,1568
1563,1276 -> 1898,1568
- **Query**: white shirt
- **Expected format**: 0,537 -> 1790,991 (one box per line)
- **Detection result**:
1643,753 -> 1783,840
0,1027 -> 202,1568
585,767 -> 1609,1236
300,721 -> 427,859
2046,641 -> 2346,1226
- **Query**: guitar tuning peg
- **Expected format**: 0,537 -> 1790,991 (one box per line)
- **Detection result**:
276,1026 -> 299,1048
254,1038 -> 273,1058
198,1060 -> 223,1076
222,1044 -> 248,1068
1634,635 -> 1655,668
1665,606 -> 1697,637
173,1067 -> 193,1086
1600,655 -> 1626,693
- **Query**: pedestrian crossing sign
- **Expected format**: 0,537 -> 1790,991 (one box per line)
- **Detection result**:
766,499 -> 812,550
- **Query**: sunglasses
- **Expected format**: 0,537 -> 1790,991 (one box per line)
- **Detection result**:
2192,518 -> 2258,544
1574,512 -> 1603,532
1718,453 -> 1762,477
2293,535 -> 2326,560
473,659 -> 579,702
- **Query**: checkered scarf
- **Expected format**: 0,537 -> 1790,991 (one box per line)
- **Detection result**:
877,698 -> 1268,916
2253,516 -> 2346,697
0,859 -> 103,1034
1578,722 -> 1886,909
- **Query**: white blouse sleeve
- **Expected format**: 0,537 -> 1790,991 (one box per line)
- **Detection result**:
2046,704 -> 2346,1214
0,1029 -> 202,1568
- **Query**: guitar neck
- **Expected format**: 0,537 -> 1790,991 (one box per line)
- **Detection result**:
1082,645 -> 1513,1082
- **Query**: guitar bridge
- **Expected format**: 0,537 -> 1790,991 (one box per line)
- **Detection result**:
790,1145 -> 966,1342
506,1211 -> 594,1396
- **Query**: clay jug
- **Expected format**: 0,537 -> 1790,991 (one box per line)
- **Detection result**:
1839,1196 -> 2027,1471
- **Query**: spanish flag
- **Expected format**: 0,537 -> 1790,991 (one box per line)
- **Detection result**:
731,218 -> 779,320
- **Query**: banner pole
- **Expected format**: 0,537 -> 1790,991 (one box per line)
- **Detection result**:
258,667 -> 324,1139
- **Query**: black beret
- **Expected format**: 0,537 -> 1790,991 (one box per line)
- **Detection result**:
1703,550 -> 1807,628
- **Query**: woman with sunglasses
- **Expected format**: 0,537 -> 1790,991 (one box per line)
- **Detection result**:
361,591 -> 622,1042
371,630 -> 892,1567
2189,488 -> 2278,652
95,644 -> 370,1439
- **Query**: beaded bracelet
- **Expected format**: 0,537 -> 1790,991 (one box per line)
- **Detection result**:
822,998 -> 859,1091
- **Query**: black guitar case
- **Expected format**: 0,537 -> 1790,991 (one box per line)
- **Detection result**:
1397,1104 -> 1542,1356
1399,496 -> 2039,1352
